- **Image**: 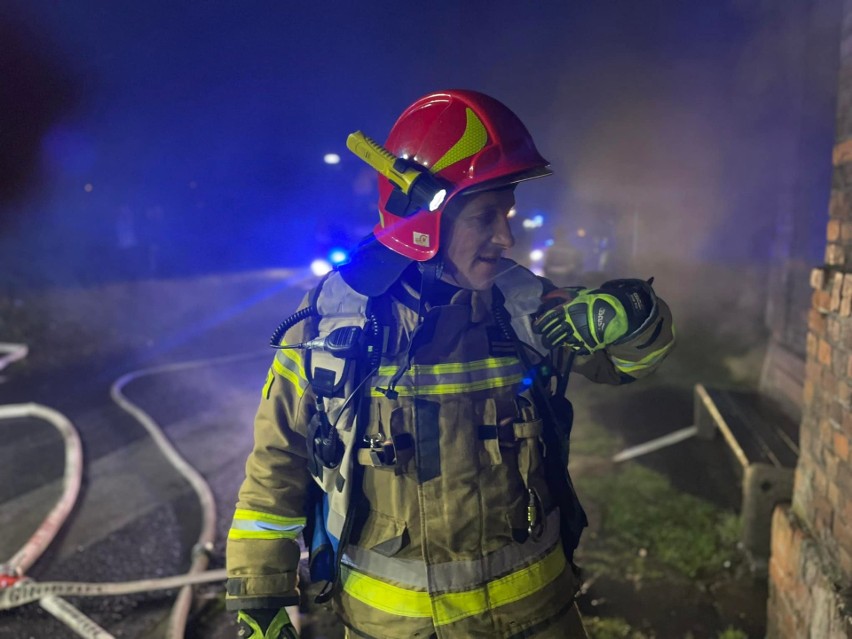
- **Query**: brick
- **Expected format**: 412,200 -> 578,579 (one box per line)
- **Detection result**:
842,220 -> 852,242
833,349 -> 849,378
826,449 -> 840,481
837,463 -> 852,499
848,353 -> 852,378
804,379 -> 816,406
826,244 -> 846,266
794,470 -> 814,512
832,513 -> 852,563
835,432 -> 850,462
822,369 -> 837,396
835,138 -> 852,167
836,163 -> 852,196
807,333 -> 818,359
813,465 -> 828,498
829,316 -> 842,343
831,273 -> 845,311
838,381 -> 851,409
769,592 -> 802,639
829,219 -> 842,241
809,309 -> 827,334
799,422 -> 813,457
819,418 -> 834,452
838,545 -> 852,582
819,339 -> 832,365
828,481 -> 840,510
830,400 -> 846,429
811,267 -> 826,289
807,358 -> 822,380
829,190 -> 849,218
813,494 -> 834,533
771,507 -> 804,583
815,289 -> 832,312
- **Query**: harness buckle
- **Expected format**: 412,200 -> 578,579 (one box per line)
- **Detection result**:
527,488 -> 545,541
359,432 -> 414,470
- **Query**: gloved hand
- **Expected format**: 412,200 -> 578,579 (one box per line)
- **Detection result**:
532,278 -> 658,353
237,608 -> 299,639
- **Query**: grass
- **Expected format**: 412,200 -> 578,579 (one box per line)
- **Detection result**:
577,463 -> 740,579
584,616 -> 650,639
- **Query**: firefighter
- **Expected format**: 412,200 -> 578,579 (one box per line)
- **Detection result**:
226,90 -> 675,639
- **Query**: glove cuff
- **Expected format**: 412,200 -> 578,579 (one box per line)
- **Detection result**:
600,279 -> 659,344
237,607 -> 296,639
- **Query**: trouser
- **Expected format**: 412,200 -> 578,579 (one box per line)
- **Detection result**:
342,602 -> 588,639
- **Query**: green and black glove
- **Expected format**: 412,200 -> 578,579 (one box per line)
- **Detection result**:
237,608 -> 298,639
532,278 -> 658,353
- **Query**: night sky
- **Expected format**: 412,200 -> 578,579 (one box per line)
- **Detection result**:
0,1 -> 841,287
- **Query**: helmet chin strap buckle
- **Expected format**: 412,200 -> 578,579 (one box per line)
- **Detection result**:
418,257 -> 443,284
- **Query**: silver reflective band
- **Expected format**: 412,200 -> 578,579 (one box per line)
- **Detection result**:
341,508 -> 561,592
230,519 -> 305,534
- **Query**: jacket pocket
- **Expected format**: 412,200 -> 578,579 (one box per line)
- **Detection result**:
350,510 -> 408,557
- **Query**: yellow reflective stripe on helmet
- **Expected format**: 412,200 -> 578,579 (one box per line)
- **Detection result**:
377,356 -> 518,377
430,108 -> 488,174
369,374 -> 523,397
272,347 -> 307,397
341,543 -> 566,625
611,336 -> 675,373
228,509 -> 306,540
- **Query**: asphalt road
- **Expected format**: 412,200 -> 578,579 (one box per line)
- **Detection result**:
0,270 -> 311,638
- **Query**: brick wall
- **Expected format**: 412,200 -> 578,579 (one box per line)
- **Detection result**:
767,1 -> 852,635
760,0 -> 842,420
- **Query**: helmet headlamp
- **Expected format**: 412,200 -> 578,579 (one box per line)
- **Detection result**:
347,131 -> 446,215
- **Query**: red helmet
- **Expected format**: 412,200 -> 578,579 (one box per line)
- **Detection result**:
375,90 -> 552,261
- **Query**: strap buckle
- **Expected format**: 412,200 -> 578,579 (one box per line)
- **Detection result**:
358,432 -> 414,469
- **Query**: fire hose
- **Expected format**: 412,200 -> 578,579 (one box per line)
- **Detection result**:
0,350 -> 270,638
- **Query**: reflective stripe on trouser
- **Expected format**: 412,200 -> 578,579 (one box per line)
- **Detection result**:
335,541 -> 580,639
342,602 -> 587,639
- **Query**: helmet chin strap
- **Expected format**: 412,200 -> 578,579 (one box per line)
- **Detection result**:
416,257 -> 444,323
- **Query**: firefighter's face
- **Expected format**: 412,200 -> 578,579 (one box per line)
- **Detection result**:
440,189 -> 516,290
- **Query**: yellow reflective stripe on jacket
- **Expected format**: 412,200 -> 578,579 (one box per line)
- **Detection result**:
376,357 -> 518,377
228,508 -> 306,540
369,375 -> 524,397
611,334 -> 676,374
341,543 -> 566,625
271,347 -> 307,397
371,356 -> 523,397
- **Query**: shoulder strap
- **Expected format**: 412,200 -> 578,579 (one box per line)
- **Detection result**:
491,289 -> 588,561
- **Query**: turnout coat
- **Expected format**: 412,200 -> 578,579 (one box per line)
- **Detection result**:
226,259 -> 675,638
